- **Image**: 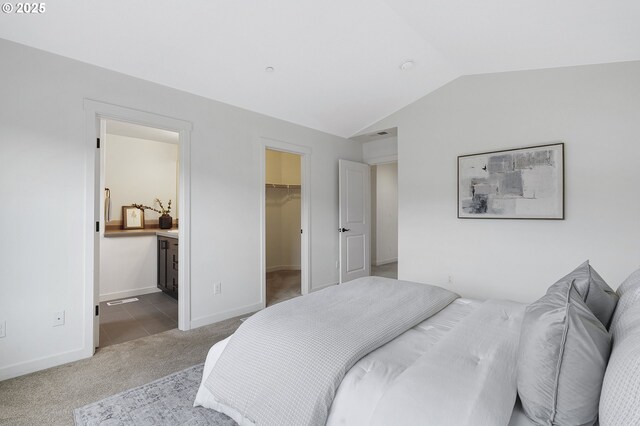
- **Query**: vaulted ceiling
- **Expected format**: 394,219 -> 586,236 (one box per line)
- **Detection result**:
1,0 -> 639,137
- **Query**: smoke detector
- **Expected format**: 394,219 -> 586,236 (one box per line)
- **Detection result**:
399,60 -> 415,71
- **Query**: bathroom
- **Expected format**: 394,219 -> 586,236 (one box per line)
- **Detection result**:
98,119 -> 180,348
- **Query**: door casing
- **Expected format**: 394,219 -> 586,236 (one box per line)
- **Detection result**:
258,137 -> 311,307
83,99 -> 192,355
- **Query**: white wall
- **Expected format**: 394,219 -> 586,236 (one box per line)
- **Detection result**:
266,149 -> 301,185
362,136 -> 397,164
357,61 -> 640,303
371,167 -> 377,264
372,162 -> 398,265
104,133 -> 178,222
0,39 -> 362,380
99,236 -> 159,302
266,189 -> 301,271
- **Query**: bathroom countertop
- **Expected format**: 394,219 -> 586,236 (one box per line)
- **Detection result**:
104,227 -> 179,238
156,230 -> 179,239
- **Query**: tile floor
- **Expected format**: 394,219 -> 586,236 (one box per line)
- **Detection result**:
266,270 -> 302,306
371,261 -> 398,279
99,292 -> 178,348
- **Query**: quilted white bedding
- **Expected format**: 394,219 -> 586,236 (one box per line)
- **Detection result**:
201,277 -> 457,426
326,298 -> 481,425
196,297 -> 527,426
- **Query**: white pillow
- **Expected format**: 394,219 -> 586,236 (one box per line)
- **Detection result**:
599,268 -> 640,426
609,268 -> 640,341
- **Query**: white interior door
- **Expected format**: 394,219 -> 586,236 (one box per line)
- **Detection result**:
93,119 -> 106,350
339,159 -> 371,283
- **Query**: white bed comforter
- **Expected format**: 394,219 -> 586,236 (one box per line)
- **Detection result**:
368,299 -> 525,426
201,277 -> 458,426
196,296 -> 526,426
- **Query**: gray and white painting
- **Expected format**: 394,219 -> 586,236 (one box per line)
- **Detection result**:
458,144 -> 564,219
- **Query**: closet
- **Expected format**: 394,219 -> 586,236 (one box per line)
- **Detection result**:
265,149 -> 302,306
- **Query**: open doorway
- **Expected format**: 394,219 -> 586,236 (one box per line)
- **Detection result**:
370,161 -> 398,279
84,100 -> 192,357
98,119 -> 180,347
350,127 -> 398,280
265,149 -> 302,306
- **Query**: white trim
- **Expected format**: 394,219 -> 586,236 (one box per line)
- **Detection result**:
190,302 -> 263,329
177,125 -> 192,332
84,100 -> 193,362
311,282 -> 337,292
0,347 -> 86,382
265,265 -> 302,273
99,286 -> 161,303
258,137 -> 312,309
374,258 -> 398,266
365,154 -> 398,165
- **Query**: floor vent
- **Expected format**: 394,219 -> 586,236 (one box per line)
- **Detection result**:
107,297 -> 139,306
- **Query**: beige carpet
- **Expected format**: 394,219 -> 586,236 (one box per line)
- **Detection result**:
371,262 -> 398,279
0,315 -> 243,426
266,270 -> 302,306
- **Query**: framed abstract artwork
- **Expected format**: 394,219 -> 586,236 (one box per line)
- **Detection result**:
458,143 -> 564,219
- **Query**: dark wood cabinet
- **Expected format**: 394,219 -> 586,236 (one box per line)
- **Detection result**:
158,236 -> 178,299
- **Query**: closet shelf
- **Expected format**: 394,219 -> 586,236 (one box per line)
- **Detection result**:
266,183 -> 301,189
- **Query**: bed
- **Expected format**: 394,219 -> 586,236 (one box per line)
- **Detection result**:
194,268 -> 640,426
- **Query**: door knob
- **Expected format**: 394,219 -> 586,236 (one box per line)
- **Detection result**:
338,228 -> 351,232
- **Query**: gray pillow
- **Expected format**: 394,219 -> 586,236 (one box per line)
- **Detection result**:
517,280 -> 612,426
549,260 -> 619,328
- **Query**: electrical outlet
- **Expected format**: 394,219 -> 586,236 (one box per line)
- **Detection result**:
448,275 -> 453,284
0,321 -> 6,338
335,260 -> 340,269
53,311 -> 65,327
214,282 -> 222,295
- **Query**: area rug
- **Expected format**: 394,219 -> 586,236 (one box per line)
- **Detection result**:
73,364 -> 237,425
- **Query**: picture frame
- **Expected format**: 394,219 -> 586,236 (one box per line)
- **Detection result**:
122,206 -> 145,229
458,143 -> 564,220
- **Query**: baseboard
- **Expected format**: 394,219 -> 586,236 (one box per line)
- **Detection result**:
0,347 -> 90,382
190,302 -> 263,329
375,258 -> 398,267
266,265 -> 301,273
311,282 -> 337,292
99,286 -> 161,303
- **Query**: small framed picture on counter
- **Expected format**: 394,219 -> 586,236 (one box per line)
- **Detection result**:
122,206 -> 145,229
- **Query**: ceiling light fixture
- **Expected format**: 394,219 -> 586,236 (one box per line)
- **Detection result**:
265,66 -> 275,73
399,60 -> 415,71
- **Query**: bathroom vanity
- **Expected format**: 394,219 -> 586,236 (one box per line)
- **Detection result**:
157,231 -> 178,299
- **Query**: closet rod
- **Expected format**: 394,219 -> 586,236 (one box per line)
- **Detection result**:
266,183 -> 301,189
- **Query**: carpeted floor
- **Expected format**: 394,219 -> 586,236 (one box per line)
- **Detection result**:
2,268 -> 397,426
73,364 -> 236,426
266,270 -> 302,306
371,261 -> 398,279
0,315 -> 244,426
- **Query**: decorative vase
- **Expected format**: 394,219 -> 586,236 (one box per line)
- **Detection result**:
159,214 -> 173,229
